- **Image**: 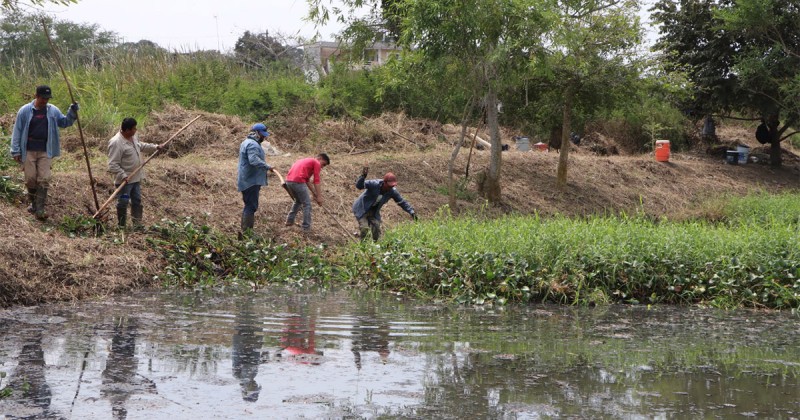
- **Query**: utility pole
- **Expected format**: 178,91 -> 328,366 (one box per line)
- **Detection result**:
214,14 -> 221,52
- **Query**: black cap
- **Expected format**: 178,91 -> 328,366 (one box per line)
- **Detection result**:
35,85 -> 52,99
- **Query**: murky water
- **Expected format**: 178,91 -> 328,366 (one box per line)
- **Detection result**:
1,288 -> 799,419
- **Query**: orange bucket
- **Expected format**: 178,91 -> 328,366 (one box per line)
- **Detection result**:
655,140 -> 670,162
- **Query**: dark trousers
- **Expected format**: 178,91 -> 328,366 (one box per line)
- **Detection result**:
241,185 -> 261,216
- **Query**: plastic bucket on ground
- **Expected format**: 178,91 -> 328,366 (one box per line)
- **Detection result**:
655,140 -> 670,162
516,136 -> 530,151
534,142 -> 548,151
737,145 -> 750,164
726,150 -> 739,165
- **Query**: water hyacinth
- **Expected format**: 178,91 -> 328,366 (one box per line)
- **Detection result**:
341,194 -> 799,309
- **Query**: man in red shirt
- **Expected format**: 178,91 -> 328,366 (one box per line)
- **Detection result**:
284,153 -> 330,231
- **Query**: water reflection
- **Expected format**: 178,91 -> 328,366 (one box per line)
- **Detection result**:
0,290 -> 798,419
350,303 -> 391,370
101,316 -> 154,419
277,298 -> 323,364
4,328 -> 54,418
230,300 -> 263,402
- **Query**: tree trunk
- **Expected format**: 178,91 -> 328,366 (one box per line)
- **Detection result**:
486,86 -> 502,203
767,114 -> 782,167
556,85 -> 574,189
769,140 -> 782,167
448,97 -> 476,211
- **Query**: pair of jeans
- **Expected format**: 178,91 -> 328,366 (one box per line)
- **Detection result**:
285,181 -> 312,230
241,185 -> 261,216
116,182 -> 142,210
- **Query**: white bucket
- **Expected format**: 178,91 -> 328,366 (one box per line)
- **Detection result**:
516,136 -> 530,151
737,145 -> 750,164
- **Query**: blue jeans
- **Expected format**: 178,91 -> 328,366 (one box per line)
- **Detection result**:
241,185 -> 261,216
116,182 -> 142,210
285,182 -> 312,230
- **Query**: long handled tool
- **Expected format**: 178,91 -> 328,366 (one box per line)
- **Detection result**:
41,19 -> 100,212
92,115 -> 201,219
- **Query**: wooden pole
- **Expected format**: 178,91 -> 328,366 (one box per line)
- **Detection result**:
93,115 -> 201,219
41,19 -> 100,212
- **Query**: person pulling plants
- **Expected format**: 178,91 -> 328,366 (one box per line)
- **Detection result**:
107,117 -> 163,229
352,166 -> 417,241
284,153 -> 330,232
10,85 -> 79,220
237,123 -> 275,237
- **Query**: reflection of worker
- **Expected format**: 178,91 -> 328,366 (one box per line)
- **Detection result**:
232,303 -> 263,402
350,306 -> 391,370
6,329 -> 53,416
279,308 -> 323,364
352,168 -> 417,241
101,317 -> 150,420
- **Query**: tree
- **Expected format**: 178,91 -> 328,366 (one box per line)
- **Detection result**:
652,0 -> 800,166
310,0 -> 551,204
0,13 -> 116,70
233,30 -> 302,70
1,0 -> 76,10
531,0 -> 642,188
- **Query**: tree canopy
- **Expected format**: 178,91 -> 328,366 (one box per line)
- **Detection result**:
1,0 -> 76,10
652,0 -> 800,166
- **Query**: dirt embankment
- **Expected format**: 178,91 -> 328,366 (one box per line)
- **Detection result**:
1,105 -> 799,307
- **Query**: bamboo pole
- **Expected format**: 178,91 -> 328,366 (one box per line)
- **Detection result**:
92,115 -> 201,219
41,19 -> 100,212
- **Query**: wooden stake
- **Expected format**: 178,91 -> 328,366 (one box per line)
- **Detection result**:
41,19 -> 100,212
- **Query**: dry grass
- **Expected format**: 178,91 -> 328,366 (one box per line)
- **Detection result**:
1,105 -> 799,307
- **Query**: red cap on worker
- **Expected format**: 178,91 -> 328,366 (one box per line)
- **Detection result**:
383,172 -> 397,187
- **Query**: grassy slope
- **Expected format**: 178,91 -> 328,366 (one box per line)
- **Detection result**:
1,109 -> 798,307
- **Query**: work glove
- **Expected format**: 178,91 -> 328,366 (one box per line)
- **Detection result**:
361,166 -> 369,177
411,212 -> 418,221
69,102 -> 80,113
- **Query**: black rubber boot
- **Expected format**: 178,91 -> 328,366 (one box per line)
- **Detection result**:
131,204 -> 144,230
117,206 -> 127,228
240,213 -> 255,239
27,188 -> 36,214
34,188 -> 48,220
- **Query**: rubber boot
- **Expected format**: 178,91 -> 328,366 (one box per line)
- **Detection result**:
240,213 -> 255,239
131,205 -> 144,231
27,188 -> 36,214
34,188 -> 48,220
116,206 -> 127,228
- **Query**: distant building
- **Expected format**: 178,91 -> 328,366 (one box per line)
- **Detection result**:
303,38 -> 402,82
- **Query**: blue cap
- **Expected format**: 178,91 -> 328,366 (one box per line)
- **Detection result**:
251,123 -> 270,137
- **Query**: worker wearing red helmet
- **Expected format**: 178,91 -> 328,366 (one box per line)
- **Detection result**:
351,167 -> 417,241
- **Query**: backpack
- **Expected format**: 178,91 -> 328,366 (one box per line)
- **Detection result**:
755,123 -> 770,144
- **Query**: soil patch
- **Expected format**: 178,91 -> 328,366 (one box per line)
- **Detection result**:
1,107 -> 798,307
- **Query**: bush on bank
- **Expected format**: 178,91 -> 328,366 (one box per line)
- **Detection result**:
150,193 -> 800,310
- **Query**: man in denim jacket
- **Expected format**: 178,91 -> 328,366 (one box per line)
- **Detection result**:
351,168 -> 417,241
10,85 -> 78,220
237,123 -> 274,236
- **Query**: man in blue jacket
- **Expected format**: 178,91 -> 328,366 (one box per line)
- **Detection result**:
237,123 -> 274,236
352,167 -> 417,241
10,85 -> 79,220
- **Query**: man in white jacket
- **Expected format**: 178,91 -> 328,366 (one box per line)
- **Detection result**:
107,118 -> 161,228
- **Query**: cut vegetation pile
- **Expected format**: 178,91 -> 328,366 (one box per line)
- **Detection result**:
1,105 -> 798,308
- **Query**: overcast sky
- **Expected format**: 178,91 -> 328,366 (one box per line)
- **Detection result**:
39,0 -> 348,52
